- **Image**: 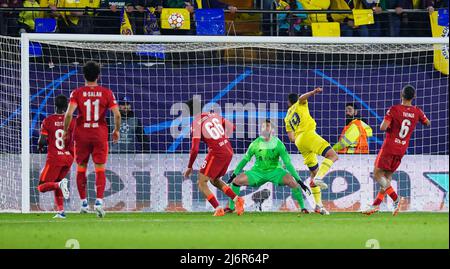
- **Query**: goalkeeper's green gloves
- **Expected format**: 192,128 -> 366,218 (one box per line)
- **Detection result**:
227,173 -> 237,184
297,179 -> 311,196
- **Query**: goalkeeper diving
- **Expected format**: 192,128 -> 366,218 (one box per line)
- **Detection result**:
226,119 -> 311,213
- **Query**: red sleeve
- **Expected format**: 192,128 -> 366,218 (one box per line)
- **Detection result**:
384,106 -> 394,123
40,119 -> 48,136
187,137 -> 201,169
69,90 -> 78,107
108,90 -> 118,109
418,108 -> 429,125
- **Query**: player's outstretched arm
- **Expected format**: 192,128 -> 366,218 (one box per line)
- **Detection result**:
111,106 -> 121,144
184,137 -> 201,179
228,142 -> 255,183
63,103 -> 77,141
298,87 -> 323,104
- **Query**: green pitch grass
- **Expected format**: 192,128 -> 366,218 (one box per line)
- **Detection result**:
0,212 -> 448,249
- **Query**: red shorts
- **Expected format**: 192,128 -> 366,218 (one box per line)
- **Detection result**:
39,162 -> 71,183
199,153 -> 233,180
75,139 -> 108,165
375,149 -> 403,172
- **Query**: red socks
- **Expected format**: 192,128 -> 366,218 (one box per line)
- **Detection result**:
76,166 -> 87,200
385,186 -> 399,202
373,191 -> 385,206
37,182 -> 58,193
54,188 -> 64,211
95,167 -> 106,199
222,185 -> 237,200
207,194 -> 219,209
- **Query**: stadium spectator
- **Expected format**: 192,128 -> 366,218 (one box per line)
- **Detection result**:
330,0 -> 369,37
17,0 -> 42,34
385,0 -> 429,37
134,0 -> 162,35
261,0 -> 275,35
425,0 -> 449,13
360,0 -> 384,36
109,97 -> 150,153
275,0 -> 308,36
190,0 -> 237,13
57,0 -> 100,34
96,0 -> 135,34
299,0 -> 330,36
332,103 -> 373,154
0,0 -> 23,35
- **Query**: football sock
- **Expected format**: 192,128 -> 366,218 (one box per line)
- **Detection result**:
385,186 -> 398,202
37,182 -> 58,193
315,158 -> 334,180
373,191 -> 385,206
54,188 -> 64,211
95,167 -> 106,199
206,194 -> 219,209
221,185 -> 237,200
229,183 -> 240,210
76,166 -> 87,200
311,185 -> 323,207
291,187 -> 305,209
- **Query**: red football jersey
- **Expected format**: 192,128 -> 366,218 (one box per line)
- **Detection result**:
40,114 -> 75,166
69,85 -> 118,142
381,104 -> 428,155
191,112 -> 234,156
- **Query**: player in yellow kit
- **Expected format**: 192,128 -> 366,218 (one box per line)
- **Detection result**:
284,87 -> 339,215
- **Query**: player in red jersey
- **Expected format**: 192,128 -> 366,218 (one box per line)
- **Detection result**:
63,61 -> 121,218
183,99 -> 245,217
363,85 -> 430,216
37,95 -> 75,219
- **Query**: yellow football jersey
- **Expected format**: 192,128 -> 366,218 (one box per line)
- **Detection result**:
284,100 -> 317,137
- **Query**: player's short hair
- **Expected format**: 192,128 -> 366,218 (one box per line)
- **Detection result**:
345,103 -> 358,110
402,85 -> 416,100
55,94 -> 68,111
288,93 -> 299,104
83,61 -> 100,82
264,119 -> 274,127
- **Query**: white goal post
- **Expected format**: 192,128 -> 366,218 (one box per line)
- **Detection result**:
10,34 -> 450,213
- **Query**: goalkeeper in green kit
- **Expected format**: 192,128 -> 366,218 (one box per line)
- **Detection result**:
226,119 -> 311,213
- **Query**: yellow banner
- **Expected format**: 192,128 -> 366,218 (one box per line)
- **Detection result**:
312,22 -> 341,37
430,11 -> 449,75
352,9 -> 374,26
161,8 -> 191,30
120,8 -> 133,35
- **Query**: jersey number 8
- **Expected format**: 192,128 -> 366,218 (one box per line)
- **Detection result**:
55,129 -> 65,150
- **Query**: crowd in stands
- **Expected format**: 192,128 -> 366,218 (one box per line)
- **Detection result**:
0,0 -> 448,36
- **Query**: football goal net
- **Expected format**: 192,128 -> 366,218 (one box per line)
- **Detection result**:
0,34 -> 448,213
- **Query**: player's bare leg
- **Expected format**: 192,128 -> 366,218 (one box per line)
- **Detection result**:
383,170 -> 404,216
281,174 -> 309,214
76,163 -> 89,213
94,163 -> 106,218
211,176 -> 245,216
197,173 -> 224,216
